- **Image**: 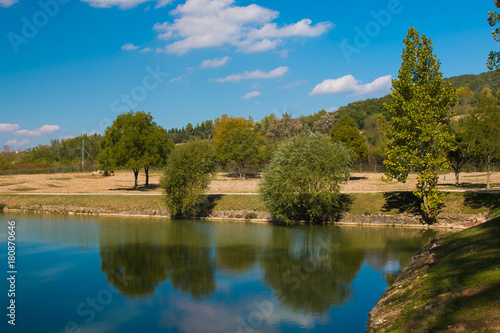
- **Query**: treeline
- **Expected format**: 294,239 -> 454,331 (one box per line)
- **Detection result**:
0,134 -> 102,171
1,71 -> 498,175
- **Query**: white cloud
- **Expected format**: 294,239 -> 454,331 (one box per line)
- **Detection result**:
154,0 -> 332,54
168,74 -> 185,84
140,47 -> 153,52
0,123 -> 20,133
216,66 -> 289,83
327,106 -> 339,113
278,80 -> 308,89
200,56 -> 230,69
122,43 -> 139,51
81,0 -> 172,9
59,135 -> 75,140
5,139 -> 29,147
242,91 -> 260,100
14,125 -> 61,137
309,74 -> 392,96
0,0 -> 18,7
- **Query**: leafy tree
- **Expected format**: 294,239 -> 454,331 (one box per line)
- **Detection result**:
330,114 -> 369,162
380,27 -> 456,223
160,140 -> 217,218
218,127 -> 262,179
99,111 -> 171,188
260,132 -> 352,224
363,114 -> 387,166
462,88 -> 500,189
487,0 -> 500,70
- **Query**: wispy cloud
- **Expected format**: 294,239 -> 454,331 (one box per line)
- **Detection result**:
140,47 -> 153,53
278,80 -> 308,89
216,66 -> 289,83
200,56 -> 230,69
81,0 -> 173,10
0,0 -> 18,7
154,0 -> 332,54
5,139 -> 29,147
122,43 -> 139,51
14,125 -> 61,137
310,74 -> 392,97
242,91 -> 260,100
0,123 -> 20,133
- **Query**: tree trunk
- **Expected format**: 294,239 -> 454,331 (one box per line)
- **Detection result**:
144,167 -> 149,187
242,163 -> 246,180
133,169 -> 139,188
454,170 -> 460,187
487,155 -> 491,190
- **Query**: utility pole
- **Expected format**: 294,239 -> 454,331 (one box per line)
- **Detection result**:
82,140 -> 85,171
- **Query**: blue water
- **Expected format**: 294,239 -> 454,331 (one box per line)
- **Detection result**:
0,214 -> 438,333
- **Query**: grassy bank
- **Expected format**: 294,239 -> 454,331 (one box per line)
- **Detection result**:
367,217 -> 500,332
0,192 -> 498,220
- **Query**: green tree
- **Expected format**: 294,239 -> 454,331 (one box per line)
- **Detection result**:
160,140 -> 217,218
260,132 -> 352,224
330,114 -> 369,162
447,125 -> 469,187
380,27 -> 456,223
218,127 -> 262,179
99,111 -> 171,188
487,0 -> 500,70
462,88 -> 500,189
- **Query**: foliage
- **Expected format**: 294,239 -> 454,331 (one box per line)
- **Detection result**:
363,114 -> 387,164
260,132 -> 352,224
330,114 -> 369,162
218,127 -> 262,179
334,95 -> 392,129
462,88 -> 500,189
447,123 -> 469,187
381,27 -> 456,223
487,0 -> 500,70
160,140 -> 217,218
99,111 -> 172,187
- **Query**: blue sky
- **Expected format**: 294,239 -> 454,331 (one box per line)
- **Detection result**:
0,0 -> 497,149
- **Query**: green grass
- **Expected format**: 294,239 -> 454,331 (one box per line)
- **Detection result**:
371,217 -> 500,332
1,192 -> 498,219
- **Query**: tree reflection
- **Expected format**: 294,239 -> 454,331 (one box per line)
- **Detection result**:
99,220 -> 215,299
216,245 -> 257,274
260,227 -> 365,315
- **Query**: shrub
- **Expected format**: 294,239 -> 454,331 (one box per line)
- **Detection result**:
260,132 -> 352,224
160,140 -> 217,218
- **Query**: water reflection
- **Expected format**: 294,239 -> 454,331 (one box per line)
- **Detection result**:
4,214 -> 441,332
99,220 -> 216,299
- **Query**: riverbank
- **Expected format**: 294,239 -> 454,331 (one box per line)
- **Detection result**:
367,216 -> 500,332
1,192 -> 498,228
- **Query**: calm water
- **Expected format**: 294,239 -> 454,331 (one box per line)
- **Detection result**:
0,214 -> 440,333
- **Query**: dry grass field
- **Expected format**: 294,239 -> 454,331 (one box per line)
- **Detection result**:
0,170 -> 498,195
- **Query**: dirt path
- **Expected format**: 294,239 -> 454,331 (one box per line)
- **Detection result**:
0,170 -> 498,195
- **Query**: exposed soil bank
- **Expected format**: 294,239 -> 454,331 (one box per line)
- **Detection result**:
367,217 -> 500,332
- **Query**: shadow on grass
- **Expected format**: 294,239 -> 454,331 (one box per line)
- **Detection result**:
410,217 -> 500,331
222,172 -> 261,179
110,184 -> 161,192
349,176 -> 368,181
463,192 -> 500,217
195,194 -> 223,218
438,182 -> 489,190
382,192 -> 421,214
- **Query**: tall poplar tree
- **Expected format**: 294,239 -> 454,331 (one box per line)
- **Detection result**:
380,27 -> 456,223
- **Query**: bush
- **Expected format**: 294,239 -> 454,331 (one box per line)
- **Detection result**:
260,132 -> 352,224
160,140 -> 217,218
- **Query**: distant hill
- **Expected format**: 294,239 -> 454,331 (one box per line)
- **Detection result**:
331,71 -> 499,129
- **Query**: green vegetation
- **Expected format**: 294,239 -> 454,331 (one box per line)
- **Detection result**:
462,88 -> 500,189
368,217 -> 500,332
160,140 -> 217,218
487,0 -> 500,70
330,114 -> 369,162
260,132 -> 352,224
99,111 -> 174,187
381,27 -> 456,223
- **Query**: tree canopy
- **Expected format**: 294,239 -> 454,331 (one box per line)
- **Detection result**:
98,111 -> 173,187
487,0 -> 500,70
260,132 -> 352,224
381,27 -> 456,223
330,114 -> 369,162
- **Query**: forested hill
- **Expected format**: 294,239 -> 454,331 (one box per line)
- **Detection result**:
334,70 -> 500,130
